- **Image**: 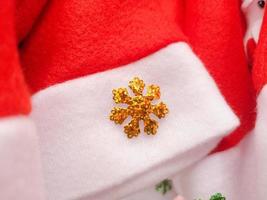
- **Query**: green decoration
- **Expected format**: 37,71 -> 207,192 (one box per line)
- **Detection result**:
209,193 -> 226,200
155,178 -> 226,200
155,179 -> 172,195
196,193 -> 226,200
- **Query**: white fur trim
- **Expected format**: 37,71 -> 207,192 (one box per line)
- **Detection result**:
0,117 -> 44,200
173,85 -> 267,199
31,42 -> 239,200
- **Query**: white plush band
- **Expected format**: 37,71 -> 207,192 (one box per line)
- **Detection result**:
31,42 -> 239,200
0,116 -> 44,200
173,85 -> 267,200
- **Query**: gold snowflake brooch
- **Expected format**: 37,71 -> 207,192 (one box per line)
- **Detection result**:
109,77 -> 169,138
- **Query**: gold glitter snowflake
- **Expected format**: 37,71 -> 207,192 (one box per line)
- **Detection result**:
109,77 -> 169,138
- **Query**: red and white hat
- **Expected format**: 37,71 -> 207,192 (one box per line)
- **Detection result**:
0,0 -> 266,200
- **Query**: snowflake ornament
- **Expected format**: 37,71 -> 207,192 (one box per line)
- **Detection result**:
109,77 -> 169,138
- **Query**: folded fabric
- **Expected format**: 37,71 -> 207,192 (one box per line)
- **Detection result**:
0,0 -> 266,200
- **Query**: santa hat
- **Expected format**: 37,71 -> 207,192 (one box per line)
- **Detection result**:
1,0 -> 265,200
21,1 -> 240,199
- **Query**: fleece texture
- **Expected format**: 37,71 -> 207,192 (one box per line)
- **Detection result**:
0,0 -> 30,117
0,0 -> 266,199
120,3 -> 267,200
15,0 -> 48,42
246,38 -> 257,67
31,43 -> 239,200
253,8 -> 267,93
183,0 -> 256,152
20,0 -> 186,93
0,117 -> 44,200
172,85 -> 267,200
18,0 -> 252,153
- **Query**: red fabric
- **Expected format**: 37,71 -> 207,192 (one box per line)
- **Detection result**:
0,0 -> 31,117
183,0 -> 256,152
253,9 -> 267,94
20,0 -> 186,93
15,0 -> 47,42
247,38 -> 257,69
1,0 -> 258,151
